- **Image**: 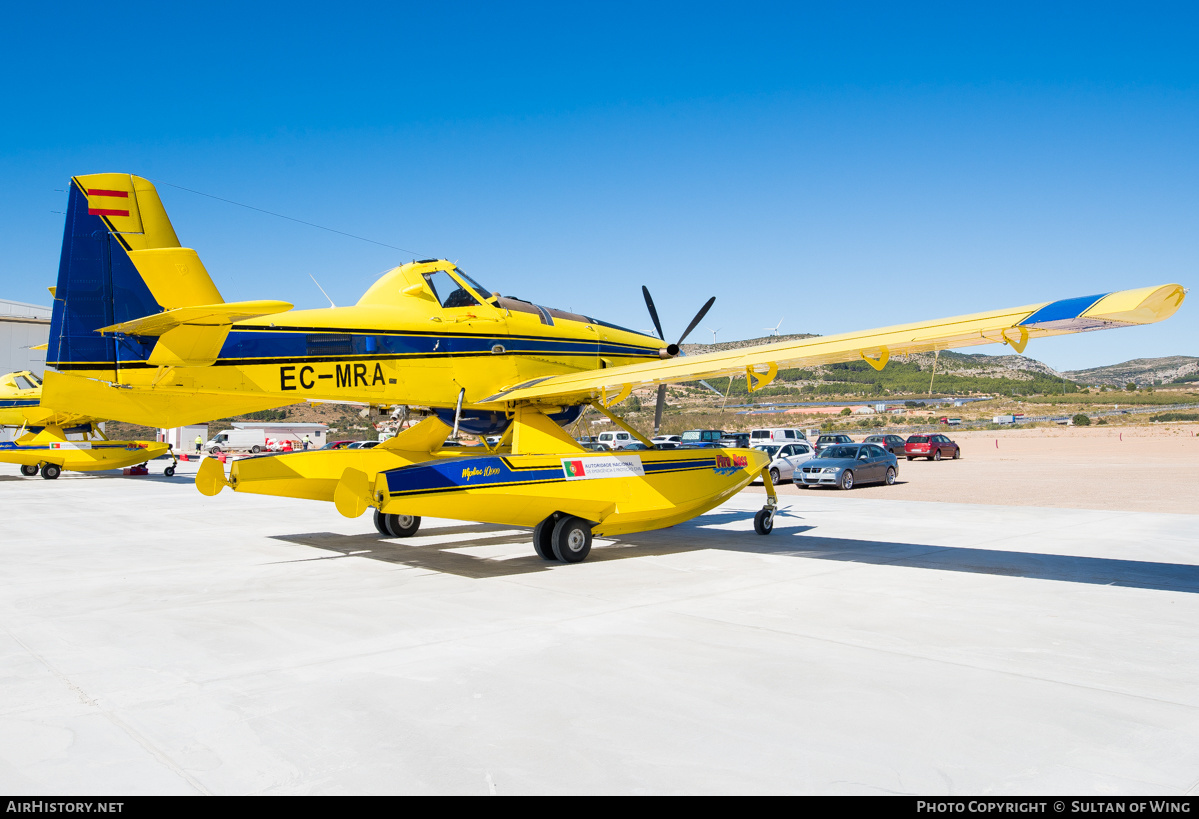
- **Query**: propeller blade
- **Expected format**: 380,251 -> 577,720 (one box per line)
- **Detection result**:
654,384 -> 667,435
675,296 -> 716,346
641,286 -> 665,341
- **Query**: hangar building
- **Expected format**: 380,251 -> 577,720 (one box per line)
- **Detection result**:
1,298 -> 51,377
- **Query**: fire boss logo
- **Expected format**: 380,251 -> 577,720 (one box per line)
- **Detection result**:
715,454 -> 748,469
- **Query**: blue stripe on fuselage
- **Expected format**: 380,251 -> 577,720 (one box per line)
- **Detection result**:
384,455 -> 565,495
383,453 -> 721,496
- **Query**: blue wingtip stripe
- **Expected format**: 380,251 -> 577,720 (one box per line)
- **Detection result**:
1019,293 -> 1111,326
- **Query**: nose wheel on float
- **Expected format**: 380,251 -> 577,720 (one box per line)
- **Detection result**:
162,449 -> 179,477
754,466 -> 778,535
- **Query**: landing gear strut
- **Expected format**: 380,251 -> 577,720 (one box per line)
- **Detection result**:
755,467 -> 778,535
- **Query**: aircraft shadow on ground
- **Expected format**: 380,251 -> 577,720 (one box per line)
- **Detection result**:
269,508 -> 1199,592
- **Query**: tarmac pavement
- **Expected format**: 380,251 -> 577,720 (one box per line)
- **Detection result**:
2,459 -> 1198,794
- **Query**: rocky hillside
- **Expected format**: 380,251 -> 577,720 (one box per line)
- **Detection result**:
1063,356 -> 1199,387
684,335 -> 1199,388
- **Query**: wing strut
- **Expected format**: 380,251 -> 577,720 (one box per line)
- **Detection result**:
588,401 -> 655,449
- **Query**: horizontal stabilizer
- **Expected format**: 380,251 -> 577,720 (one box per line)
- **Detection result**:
97,300 -> 293,337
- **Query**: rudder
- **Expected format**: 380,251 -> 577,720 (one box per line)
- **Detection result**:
46,174 -> 223,375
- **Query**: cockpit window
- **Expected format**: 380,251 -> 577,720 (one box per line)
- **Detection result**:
424,270 -> 479,309
453,267 -> 492,301
15,375 -> 38,390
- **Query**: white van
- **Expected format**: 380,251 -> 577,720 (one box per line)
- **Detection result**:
596,430 -> 635,450
749,428 -> 808,446
207,428 -> 268,454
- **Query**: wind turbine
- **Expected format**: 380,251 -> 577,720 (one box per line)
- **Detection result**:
706,326 -> 722,343
764,319 -> 783,337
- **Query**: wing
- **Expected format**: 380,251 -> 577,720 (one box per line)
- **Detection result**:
478,284 -> 1186,407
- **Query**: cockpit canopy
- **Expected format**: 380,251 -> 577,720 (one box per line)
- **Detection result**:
422,267 -> 492,309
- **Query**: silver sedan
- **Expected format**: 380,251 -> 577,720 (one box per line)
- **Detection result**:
796,443 -> 899,490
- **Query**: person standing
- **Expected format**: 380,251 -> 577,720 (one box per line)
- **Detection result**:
303,434 -> 311,451
195,434 -> 203,454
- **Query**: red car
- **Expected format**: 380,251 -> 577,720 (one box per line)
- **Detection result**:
904,434 -> 960,461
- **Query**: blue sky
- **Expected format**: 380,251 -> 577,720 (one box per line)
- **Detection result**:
3,1 -> 1195,370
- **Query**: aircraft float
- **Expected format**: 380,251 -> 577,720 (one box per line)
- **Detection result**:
38,174 -> 1186,561
0,369 -> 175,479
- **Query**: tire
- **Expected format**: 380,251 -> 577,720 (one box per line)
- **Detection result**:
769,467 -> 781,485
19,464 -> 38,476
839,470 -> 854,490
384,513 -> 421,538
753,508 -> 774,535
933,450 -> 942,461
210,446 -> 221,455
885,466 -> 896,485
532,516 -> 558,561
42,464 -> 61,480
250,445 -> 262,454
953,448 -> 960,459
905,456 -> 913,461
551,516 -> 592,563
373,508 -> 389,536
164,466 -> 176,478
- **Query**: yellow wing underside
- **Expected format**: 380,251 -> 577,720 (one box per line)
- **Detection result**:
478,284 -> 1186,408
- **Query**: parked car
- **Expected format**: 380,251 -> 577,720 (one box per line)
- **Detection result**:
319,440 -> 355,450
580,442 -> 609,452
346,440 -> 380,450
814,433 -> 855,453
749,428 -> 808,446
650,434 -> 682,445
862,434 -> 908,457
720,432 -> 751,448
796,443 -> 898,490
597,430 -> 636,450
904,434 -> 960,461
654,441 -> 681,450
751,441 -> 816,484
623,442 -> 651,451
680,429 -> 725,446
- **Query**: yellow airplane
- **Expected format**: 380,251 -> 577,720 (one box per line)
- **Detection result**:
39,173 -> 1186,560
0,370 -> 175,479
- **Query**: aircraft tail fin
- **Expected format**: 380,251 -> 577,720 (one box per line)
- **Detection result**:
47,174 -> 226,375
